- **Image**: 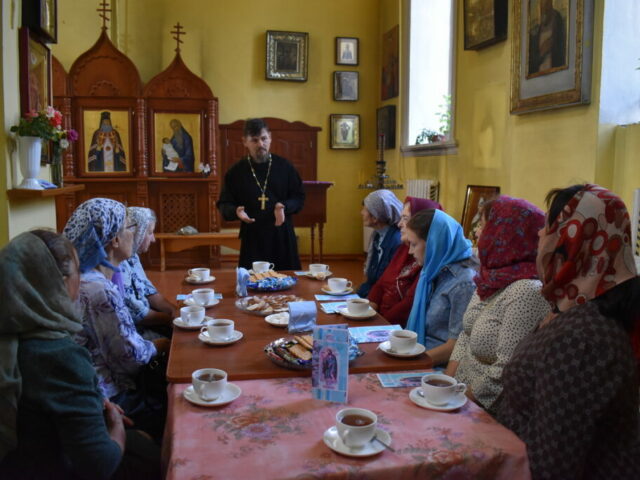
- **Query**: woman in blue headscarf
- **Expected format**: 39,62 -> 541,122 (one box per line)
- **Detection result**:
405,209 -> 477,366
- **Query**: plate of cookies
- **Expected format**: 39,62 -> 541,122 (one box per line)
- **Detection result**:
264,334 -> 364,370
235,294 -> 304,316
247,270 -> 297,291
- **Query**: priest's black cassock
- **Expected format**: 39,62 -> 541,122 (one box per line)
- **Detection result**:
217,154 -> 304,270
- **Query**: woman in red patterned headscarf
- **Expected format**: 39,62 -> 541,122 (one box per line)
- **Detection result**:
367,197 -> 443,326
497,184 -> 640,479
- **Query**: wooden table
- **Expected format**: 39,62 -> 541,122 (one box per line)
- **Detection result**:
155,233 -> 241,271
166,269 -> 432,382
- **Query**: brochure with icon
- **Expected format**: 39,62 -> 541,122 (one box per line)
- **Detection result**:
318,301 -> 347,314
312,325 -> 349,403
377,370 -> 442,388
348,324 -> 402,343
315,294 -> 360,301
176,293 -> 223,301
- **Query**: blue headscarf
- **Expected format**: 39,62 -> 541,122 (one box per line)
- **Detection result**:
406,209 -> 472,345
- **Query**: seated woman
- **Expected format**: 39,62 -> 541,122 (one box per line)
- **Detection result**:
497,185 -> 640,479
444,196 -> 550,414
64,198 -> 168,441
356,189 -> 403,297
121,207 -> 175,338
0,230 -> 160,479
405,209 -> 477,365
368,197 -> 443,326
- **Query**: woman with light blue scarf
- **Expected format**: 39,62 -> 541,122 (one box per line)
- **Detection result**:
405,209 -> 477,366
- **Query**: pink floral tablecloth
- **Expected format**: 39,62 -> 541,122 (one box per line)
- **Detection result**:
163,373 -> 530,480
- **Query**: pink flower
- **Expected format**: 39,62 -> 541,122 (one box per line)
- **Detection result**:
67,129 -> 79,142
26,111 -> 38,118
45,106 -> 56,118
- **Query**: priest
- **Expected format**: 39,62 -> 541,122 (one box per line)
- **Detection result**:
217,118 -> 305,270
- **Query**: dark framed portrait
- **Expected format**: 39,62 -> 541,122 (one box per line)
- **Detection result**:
330,114 -> 360,149
22,0 -> 57,44
381,25 -> 399,100
152,112 -> 203,176
335,37 -> 359,66
266,30 -> 309,81
460,185 -> 501,240
463,0 -> 507,50
376,105 -> 396,149
333,71 -> 358,101
18,28 -> 51,115
80,109 -> 132,175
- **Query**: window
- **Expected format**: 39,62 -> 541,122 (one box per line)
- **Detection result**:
403,0 -> 457,155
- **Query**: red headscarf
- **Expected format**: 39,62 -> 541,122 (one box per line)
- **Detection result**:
475,196 -> 545,301
404,196 -> 443,214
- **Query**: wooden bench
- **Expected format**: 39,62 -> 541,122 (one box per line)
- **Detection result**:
155,233 -> 241,271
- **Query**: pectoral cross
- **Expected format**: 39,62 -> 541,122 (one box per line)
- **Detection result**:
258,193 -> 269,210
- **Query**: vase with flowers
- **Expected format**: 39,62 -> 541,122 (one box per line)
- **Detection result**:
10,106 -> 78,189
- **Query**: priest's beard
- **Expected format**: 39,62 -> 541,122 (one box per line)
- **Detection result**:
252,148 -> 270,163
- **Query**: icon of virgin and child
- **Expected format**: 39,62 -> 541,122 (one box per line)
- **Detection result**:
162,119 -> 195,172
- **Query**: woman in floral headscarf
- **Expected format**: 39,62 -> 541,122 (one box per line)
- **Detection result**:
497,185 -> 640,479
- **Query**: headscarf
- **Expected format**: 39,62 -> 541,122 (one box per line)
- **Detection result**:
405,196 -> 443,214
0,232 -> 83,461
474,196 -> 545,300
406,210 -> 473,345
126,207 -> 156,255
363,189 -> 403,225
537,184 -> 637,312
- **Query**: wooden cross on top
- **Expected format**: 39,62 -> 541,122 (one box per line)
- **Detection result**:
171,23 -> 186,53
97,0 -> 111,30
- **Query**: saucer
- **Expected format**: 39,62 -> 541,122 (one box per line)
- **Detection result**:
265,312 -> 289,327
323,426 -> 390,457
321,286 -> 354,296
378,340 -> 426,358
305,271 -> 333,280
198,330 -> 243,345
172,315 -> 213,330
183,384 -> 242,407
409,387 -> 468,412
184,296 -> 220,308
185,275 -> 216,285
336,306 -> 377,320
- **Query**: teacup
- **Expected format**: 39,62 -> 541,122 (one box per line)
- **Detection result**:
347,298 -> 370,315
309,263 -> 329,274
192,288 -> 215,306
336,408 -> 377,449
389,329 -> 417,353
421,373 -> 466,406
180,305 -> 205,325
328,277 -> 352,293
252,261 -> 274,273
201,318 -> 234,341
192,368 -> 227,401
189,267 -> 210,281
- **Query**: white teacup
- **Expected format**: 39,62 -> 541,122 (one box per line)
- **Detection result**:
201,318 -> 234,341
252,261 -> 274,273
336,408 -> 377,449
347,298 -> 370,315
309,263 -> 329,274
189,267 -> 210,281
192,368 -> 227,401
328,277 -> 352,293
180,305 -> 205,325
421,373 -> 466,406
389,329 -> 417,354
192,288 -> 215,306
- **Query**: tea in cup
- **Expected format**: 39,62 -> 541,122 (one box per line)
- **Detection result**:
336,408 -> 377,449
328,277 -> 352,293
192,288 -> 215,306
421,373 -> 466,406
252,261 -> 274,273
192,368 -> 227,401
389,329 -> 417,353
309,263 -> 329,274
346,298 -> 370,315
189,267 -> 210,281
180,305 -> 205,325
201,318 -> 234,341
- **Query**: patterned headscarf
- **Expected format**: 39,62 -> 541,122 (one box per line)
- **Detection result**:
475,196 -> 545,301
363,189 -> 403,225
126,207 -> 156,254
63,198 -> 126,273
405,196 -> 443,214
537,184 -> 637,312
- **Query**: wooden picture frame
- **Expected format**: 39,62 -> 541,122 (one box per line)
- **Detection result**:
330,114 -> 360,149
333,71 -> 358,101
335,37 -> 359,66
463,0 -> 507,50
151,112 -> 203,176
511,0 -> 594,114
19,27 -> 51,115
266,30 -> 309,82
381,25 -> 399,100
376,105 -> 396,149
22,0 -> 57,43
78,108 -> 133,176
460,185 -> 501,239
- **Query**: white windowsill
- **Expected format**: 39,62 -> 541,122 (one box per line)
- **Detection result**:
401,141 -> 458,157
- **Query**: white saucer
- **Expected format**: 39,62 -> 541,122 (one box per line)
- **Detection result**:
198,330 -> 243,345
323,426 -> 390,457
265,312 -> 289,327
184,297 -> 220,308
378,340 -> 426,358
336,306 -> 377,320
321,286 -> 354,296
409,387 -> 468,412
185,275 -> 216,285
183,384 -> 242,407
172,315 -> 213,330
305,271 -> 333,280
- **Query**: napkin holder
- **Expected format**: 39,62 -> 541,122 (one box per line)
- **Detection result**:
288,301 -> 317,334
236,267 -> 249,297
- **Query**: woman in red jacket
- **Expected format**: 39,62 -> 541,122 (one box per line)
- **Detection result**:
368,197 -> 442,326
